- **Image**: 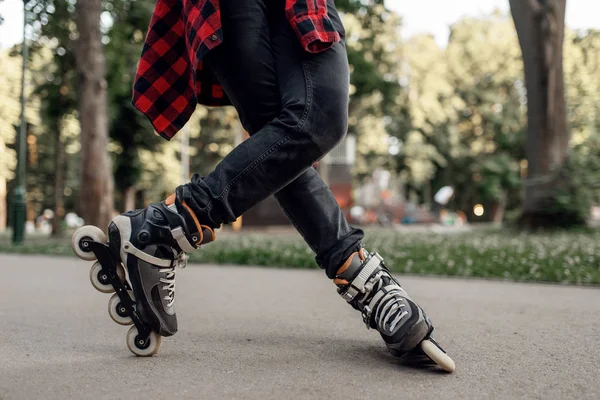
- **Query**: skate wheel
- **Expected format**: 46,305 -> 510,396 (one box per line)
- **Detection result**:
72,225 -> 107,261
126,326 -> 162,357
89,262 -> 114,293
108,291 -> 134,326
89,263 -> 125,293
117,264 -> 126,282
421,339 -> 456,373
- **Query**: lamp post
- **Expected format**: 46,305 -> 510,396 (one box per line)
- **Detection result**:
12,2 -> 28,244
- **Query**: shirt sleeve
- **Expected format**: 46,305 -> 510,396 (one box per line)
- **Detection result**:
285,0 -> 341,53
132,0 -> 197,140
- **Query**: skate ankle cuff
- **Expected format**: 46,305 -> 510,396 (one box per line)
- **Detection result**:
165,197 -> 216,250
338,252 -> 384,303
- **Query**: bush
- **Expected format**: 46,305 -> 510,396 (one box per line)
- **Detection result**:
552,140 -> 600,225
2,228 -> 599,284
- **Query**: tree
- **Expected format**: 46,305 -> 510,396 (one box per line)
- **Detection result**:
397,14 -> 526,220
0,44 -> 45,232
564,30 -> 600,145
74,0 -> 114,229
509,0 -> 571,228
338,2 -> 405,177
104,0 -> 161,212
443,14 -> 526,221
553,29 -> 600,224
0,51 -> 21,231
188,107 -> 238,177
30,0 -> 79,236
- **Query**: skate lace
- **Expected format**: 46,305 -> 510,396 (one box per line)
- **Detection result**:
368,272 -> 410,335
159,252 -> 189,308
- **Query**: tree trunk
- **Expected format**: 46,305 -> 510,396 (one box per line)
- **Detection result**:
509,0 -> 570,229
52,122 -> 65,237
490,195 -> 506,225
424,180 -> 431,209
123,186 -> 136,212
74,0 -> 114,230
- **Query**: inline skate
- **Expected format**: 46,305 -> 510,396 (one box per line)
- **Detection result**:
71,195 -> 215,356
334,248 -> 455,372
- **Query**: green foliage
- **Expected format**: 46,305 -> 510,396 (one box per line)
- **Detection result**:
3,228 -> 600,284
520,28 -> 600,227
22,0 -> 165,211
477,154 -> 521,202
24,1 -> 81,216
105,0 -> 163,204
565,30 -> 600,146
0,51 -> 22,182
3,1 -> 600,227
547,138 -> 600,227
339,2 -> 405,175
397,13 -> 527,218
188,108 -> 239,177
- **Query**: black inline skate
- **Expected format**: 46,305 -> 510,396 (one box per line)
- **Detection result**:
72,194 -> 215,356
334,248 -> 455,372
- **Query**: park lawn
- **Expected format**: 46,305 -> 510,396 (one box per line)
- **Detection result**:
1,227 -> 599,285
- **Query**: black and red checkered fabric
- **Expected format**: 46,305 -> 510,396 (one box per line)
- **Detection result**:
132,0 -> 341,140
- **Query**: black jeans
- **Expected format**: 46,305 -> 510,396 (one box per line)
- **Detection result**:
176,0 -> 363,278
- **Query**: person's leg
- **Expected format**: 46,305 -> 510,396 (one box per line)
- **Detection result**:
86,0 -> 451,368
75,0 -> 349,344
276,169 -> 363,274
175,18 -> 349,236
184,0 -> 446,365
198,0 -> 362,276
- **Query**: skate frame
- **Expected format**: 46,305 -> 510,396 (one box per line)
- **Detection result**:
88,241 -> 153,348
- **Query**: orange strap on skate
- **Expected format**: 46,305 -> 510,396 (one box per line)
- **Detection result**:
334,248 -> 366,286
165,193 -> 215,246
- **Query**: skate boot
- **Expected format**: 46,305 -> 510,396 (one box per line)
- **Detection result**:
72,194 -> 215,356
335,248 -> 455,372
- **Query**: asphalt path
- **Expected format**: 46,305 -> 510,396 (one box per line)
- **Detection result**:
1,254 -> 599,399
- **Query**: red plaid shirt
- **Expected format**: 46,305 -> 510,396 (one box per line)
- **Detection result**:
133,0 -> 341,140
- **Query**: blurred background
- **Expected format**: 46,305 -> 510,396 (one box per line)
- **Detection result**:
0,0 -> 599,284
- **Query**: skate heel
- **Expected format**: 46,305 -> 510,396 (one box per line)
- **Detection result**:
72,225 -> 162,357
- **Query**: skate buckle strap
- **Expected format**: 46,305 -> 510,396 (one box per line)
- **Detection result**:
123,241 -> 178,268
171,227 -> 197,252
340,253 -> 384,303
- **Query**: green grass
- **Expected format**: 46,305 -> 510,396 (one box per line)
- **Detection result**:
2,227 -> 600,284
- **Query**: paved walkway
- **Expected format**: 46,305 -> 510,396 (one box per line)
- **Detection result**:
1,254 -> 598,399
